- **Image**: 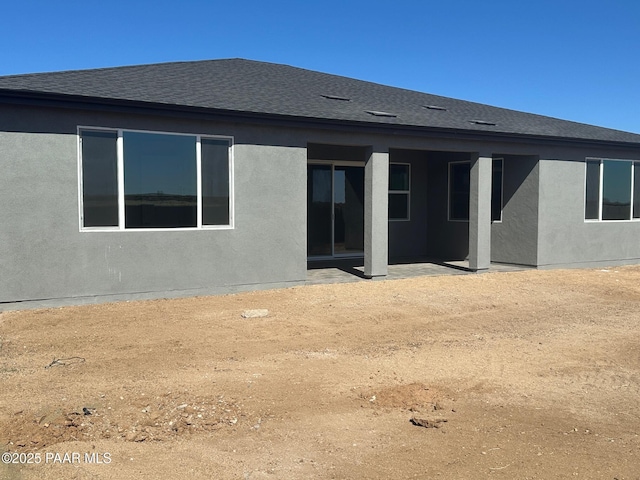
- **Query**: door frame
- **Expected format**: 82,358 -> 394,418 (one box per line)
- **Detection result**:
307,160 -> 365,260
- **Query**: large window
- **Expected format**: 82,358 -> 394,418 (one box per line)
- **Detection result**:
388,163 -> 410,221
79,128 -> 233,230
585,158 -> 640,221
448,159 -> 504,222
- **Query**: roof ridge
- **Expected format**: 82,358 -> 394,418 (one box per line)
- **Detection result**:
0,58 -> 252,79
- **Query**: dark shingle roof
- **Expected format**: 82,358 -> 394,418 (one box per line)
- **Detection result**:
1,58 -> 639,144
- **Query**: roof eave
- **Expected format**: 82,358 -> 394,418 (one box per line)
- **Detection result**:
2,89 -> 640,150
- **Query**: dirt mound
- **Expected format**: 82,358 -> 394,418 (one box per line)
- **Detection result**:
360,382 -> 453,411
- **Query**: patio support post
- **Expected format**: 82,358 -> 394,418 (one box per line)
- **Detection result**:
364,146 -> 389,278
468,153 -> 492,271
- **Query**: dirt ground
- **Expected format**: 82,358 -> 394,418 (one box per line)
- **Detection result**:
1,266 -> 639,479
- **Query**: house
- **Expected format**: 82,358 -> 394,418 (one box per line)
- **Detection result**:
1,58 -> 640,307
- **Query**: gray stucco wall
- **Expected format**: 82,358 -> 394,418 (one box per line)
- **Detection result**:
491,155 -> 539,266
3,100 -> 640,306
537,156 -> 640,268
0,104 -> 307,304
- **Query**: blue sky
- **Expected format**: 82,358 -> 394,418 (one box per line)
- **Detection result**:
2,0 -> 639,133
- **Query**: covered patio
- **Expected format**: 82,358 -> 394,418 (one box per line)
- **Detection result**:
307,141 -> 540,283
306,258 -> 530,285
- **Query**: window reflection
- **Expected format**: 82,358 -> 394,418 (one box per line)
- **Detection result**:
123,132 -> 197,228
80,129 -> 232,230
334,166 -> 364,254
307,165 -> 332,256
202,139 -> 230,225
82,130 -> 118,227
602,160 -> 631,220
389,164 -> 409,190
585,161 -> 601,220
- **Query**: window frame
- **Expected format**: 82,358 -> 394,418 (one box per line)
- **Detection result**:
584,157 -> 639,223
77,126 -> 234,232
388,162 -> 411,222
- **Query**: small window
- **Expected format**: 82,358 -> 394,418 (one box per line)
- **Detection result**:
79,128 -> 233,230
585,160 -> 601,220
491,159 -> 503,222
81,130 -> 119,227
449,162 -> 470,221
388,163 -> 410,221
202,138 -> 231,226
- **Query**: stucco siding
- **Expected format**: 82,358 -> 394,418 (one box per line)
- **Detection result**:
3,99 -> 640,306
537,158 -> 640,267
491,155 -> 539,266
0,106 -> 307,303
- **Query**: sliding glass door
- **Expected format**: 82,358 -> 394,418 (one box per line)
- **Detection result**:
333,166 -> 364,255
307,164 -> 333,256
307,163 -> 364,258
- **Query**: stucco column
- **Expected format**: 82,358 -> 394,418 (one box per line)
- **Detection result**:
468,153 -> 492,271
364,147 -> 389,278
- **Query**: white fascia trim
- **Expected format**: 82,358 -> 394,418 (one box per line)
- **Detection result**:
116,131 -> 125,230
196,136 -> 203,228
76,128 -> 84,232
228,141 -> 235,229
